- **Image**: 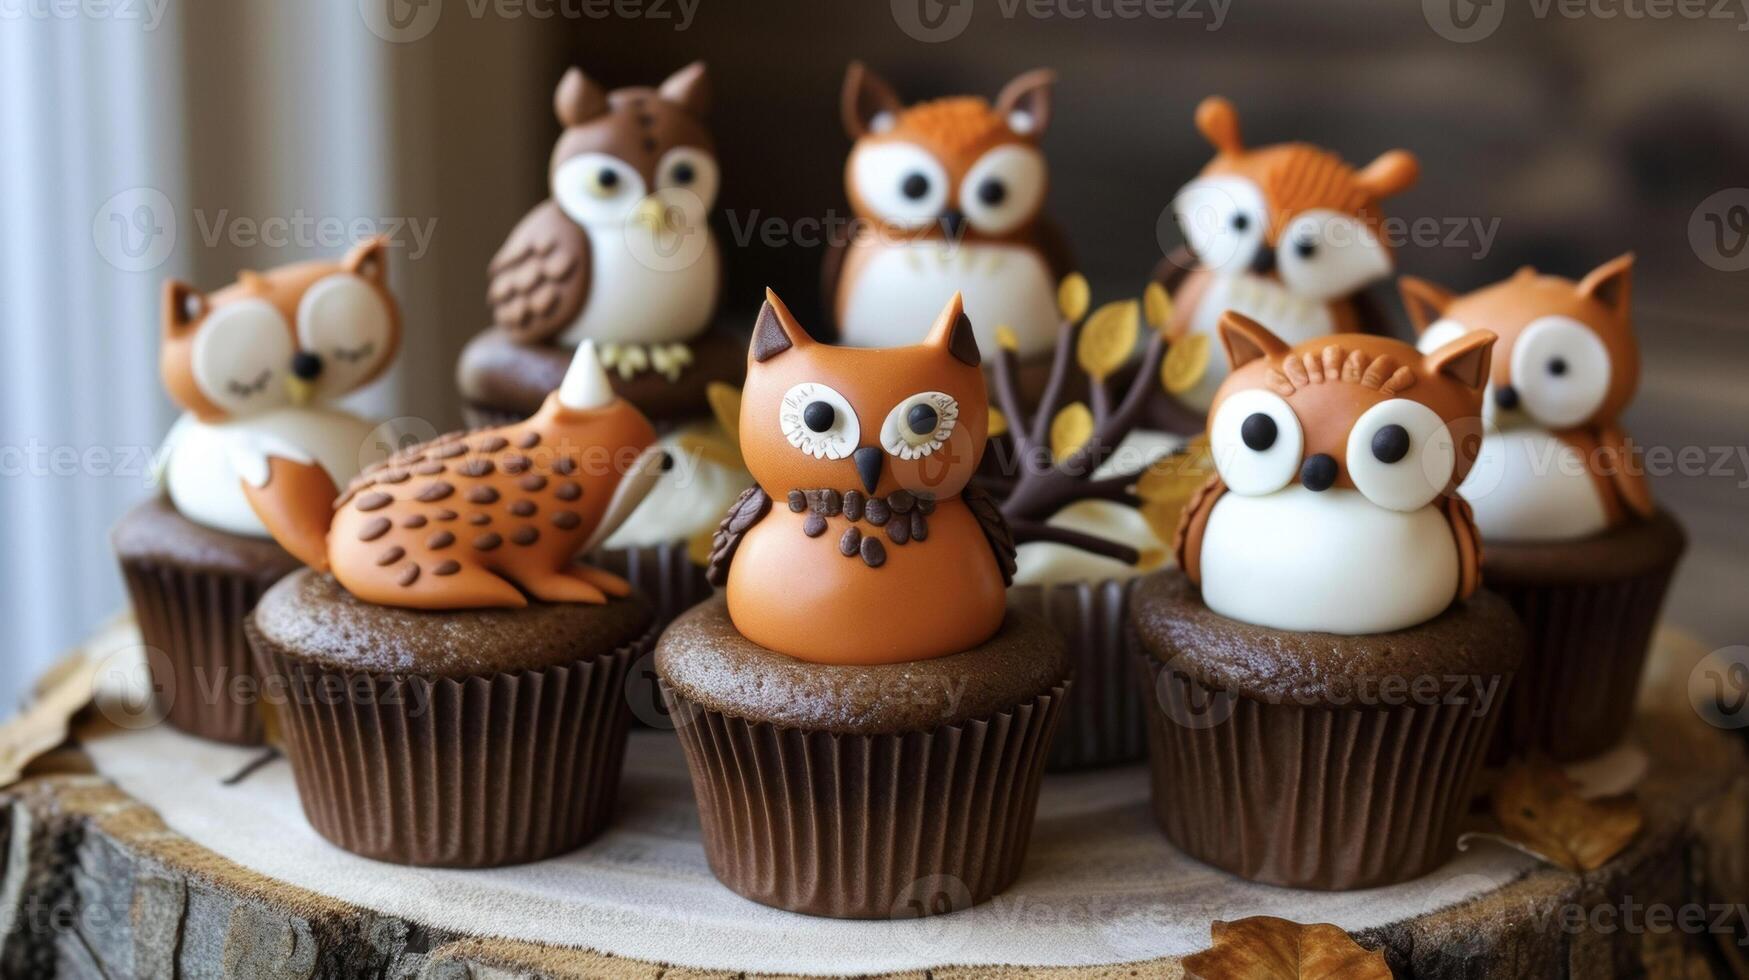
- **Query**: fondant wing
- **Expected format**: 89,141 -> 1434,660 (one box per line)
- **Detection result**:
487,199 -> 589,344
1597,424 -> 1656,521
1443,493 -> 1481,600
962,485 -> 1018,587
1172,472 -> 1227,586
705,486 -> 772,587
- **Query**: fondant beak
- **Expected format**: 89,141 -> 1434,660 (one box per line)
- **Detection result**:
285,376 -> 315,406
632,197 -> 667,232
853,446 -> 883,495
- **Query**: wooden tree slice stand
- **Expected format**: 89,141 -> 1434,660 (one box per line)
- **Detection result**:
0,623 -> 1745,979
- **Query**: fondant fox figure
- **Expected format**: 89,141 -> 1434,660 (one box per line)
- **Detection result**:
235,342 -> 663,609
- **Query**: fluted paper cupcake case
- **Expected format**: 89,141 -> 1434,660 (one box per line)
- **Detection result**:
1137,656 -> 1508,891
661,681 -> 1068,919
1009,580 -> 1146,771
119,557 -> 280,745
248,621 -> 656,868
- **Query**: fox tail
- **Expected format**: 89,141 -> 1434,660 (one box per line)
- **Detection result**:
229,436 -> 339,572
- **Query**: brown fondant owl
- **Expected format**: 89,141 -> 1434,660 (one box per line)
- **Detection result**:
487,63 -> 719,381
707,290 -> 1015,666
825,63 -> 1074,358
1159,97 -> 1419,410
1173,314 -> 1495,634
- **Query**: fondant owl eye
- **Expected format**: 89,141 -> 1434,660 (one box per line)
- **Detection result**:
1346,398 -> 1456,512
1172,175 -> 1267,272
780,382 -> 859,460
1209,389 -> 1302,495
1275,209 -> 1392,301
655,146 -> 719,209
191,298 -> 294,415
881,391 -> 959,459
959,145 -> 1044,235
1509,316 -> 1611,428
553,152 -> 647,226
851,142 -> 949,230
296,273 -> 393,402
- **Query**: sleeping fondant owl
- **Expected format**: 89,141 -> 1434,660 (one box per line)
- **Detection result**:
487,62 -> 719,379
157,239 -> 399,536
1402,254 -> 1651,541
1161,97 -> 1419,410
827,63 -> 1073,356
706,290 -> 1016,665
1174,313 -> 1495,634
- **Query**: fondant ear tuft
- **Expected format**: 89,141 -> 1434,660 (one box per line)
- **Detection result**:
343,237 -> 389,284
841,61 -> 903,139
1424,329 -> 1497,393
1354,149 -> 1419,201
1577,252 -> 1634,317
554,67 -> 609,128
658,61 -> 710,116
751,289 -> 812,362
1397,276 -> 1455,335
924,292 -> 979,366
1195,96 -> 1243,155
994,69 -> 1055,138
1216,311 -> 1289,371
162,280 -> 205,334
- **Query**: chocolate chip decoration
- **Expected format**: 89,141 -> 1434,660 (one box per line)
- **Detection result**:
843,490 -> 866,522
552,511 -> 581,530
804,513 -> 828,537
474,435 -> 509,452
502,454 -> 531,474
509,500 -> 537,517
433,443 -> 468,460
401,514 -> 427,529
889,490 -> 914,514
910,510 -> 928,542
376,546 -> 405,566
358,517 -> 392,541
511,527 -> 539,546
840,526 -> 862,556
458,458 -> 495,478
474,532 -> 503,551
555,482 -> 582,501
887,518 -> 910,545
356,492 -> 392,512
517,432 -> 540,449
865,497 -> 891,526
416,482 -> 454,502
414,462 -> 445,475
553,457 -> 577,476
520,474 -> 548,492
397,564 -> 420,587
788,490 -> 806,513
468,486 -> 501,505
433,560 -> 460,576
468,513 -> 491,526
860,537 -> 886,568
428,531 -> 455,549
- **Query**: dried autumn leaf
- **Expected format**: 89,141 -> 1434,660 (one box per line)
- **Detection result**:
1049,402 -> 1094,463
1135,442 -> 1214,503
1161,333 -> 1211,395
995,325 -> 1020,353
1057,273 -> 1090,323
674,428 -> 744,472
0,651 -> 96,788
988,406 -> 1009,438
1143,280 -> 1173,331
705,381 -> 742,445
1184,916 -> 1391,980
1490,756 -> 1643,871
1076,300 -> 1140,381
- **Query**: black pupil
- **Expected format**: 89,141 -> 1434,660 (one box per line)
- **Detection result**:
1372,424 -> 1411,464
1231,213 -> 1250,231
901,173 -> 930,200
1240,413 -> 1277,451
598,168 -> 619,189
1548,357 -> 1568,376
1295,239 -> 1317,259
672,162 -> 695,185
803,401 -> 835,433
907,403 -> 939,437
978,179 -> 1006,206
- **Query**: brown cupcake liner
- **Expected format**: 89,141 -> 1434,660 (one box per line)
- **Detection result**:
118,556 -> 278,746
590,540 -> 714,632
1138,656 -> 1509,890
1009,580 -> 1146,771
1488,555 -> 1681,764
661,680 -> 1068,918
248,621 -> 656,868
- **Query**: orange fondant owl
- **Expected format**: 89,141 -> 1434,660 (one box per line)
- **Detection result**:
1174,314 -> 1495,634
1401,254 -> 1651,541
1161,97 -> 1419,410
235,342 -> 663,609
826,63 -> 1073,357
707,291 -> 1015,665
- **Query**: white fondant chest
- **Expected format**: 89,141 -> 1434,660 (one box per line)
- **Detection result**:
164,408 -> 378,537
838,240 -> 1058,356
1199,486 -> 1459,635
1181,273 -> 1336,409
560,226 -> 719,346
1459,428 -> 1609,542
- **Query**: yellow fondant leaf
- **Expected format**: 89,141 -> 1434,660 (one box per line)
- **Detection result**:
1057,273 -> 1090,323
1076,300 -> 1140,381
1143,281 -> 1173,332
1490,757 -> 1643,872
705,382 -> 742,446
994,325 -> 1020,353
988,406 -> 1009,438
1184,916 -> 1391,980
673,429 -> 743,472
1161,333 -> 1211,395
1049,402 -> 1094,464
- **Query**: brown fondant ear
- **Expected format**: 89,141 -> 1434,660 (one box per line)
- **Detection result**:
994,69 -> 1054,138
1577,252 -> 1634,317
162,279 -> 205,336
1354,149 -> 1418,201
841,62 -> 903,138
658,61 -> 709,116
923,292 -> 979,366
554,67 -> 609,128
343,236 -> 389,284
1195,96 -> 1243,155
1216,311 -> 1289,371
1424,329 -> 1497,393
1397,275 -> 1455,335
751,289 -> 814,362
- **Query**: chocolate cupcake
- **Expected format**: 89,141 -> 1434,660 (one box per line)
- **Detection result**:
112,240 -> 400,744
1404,255 -> 1686,762
240,341 -> 667,865
658,293 -> 1068,917
464,62 -> 748,628
1135,316 -> 1522,890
